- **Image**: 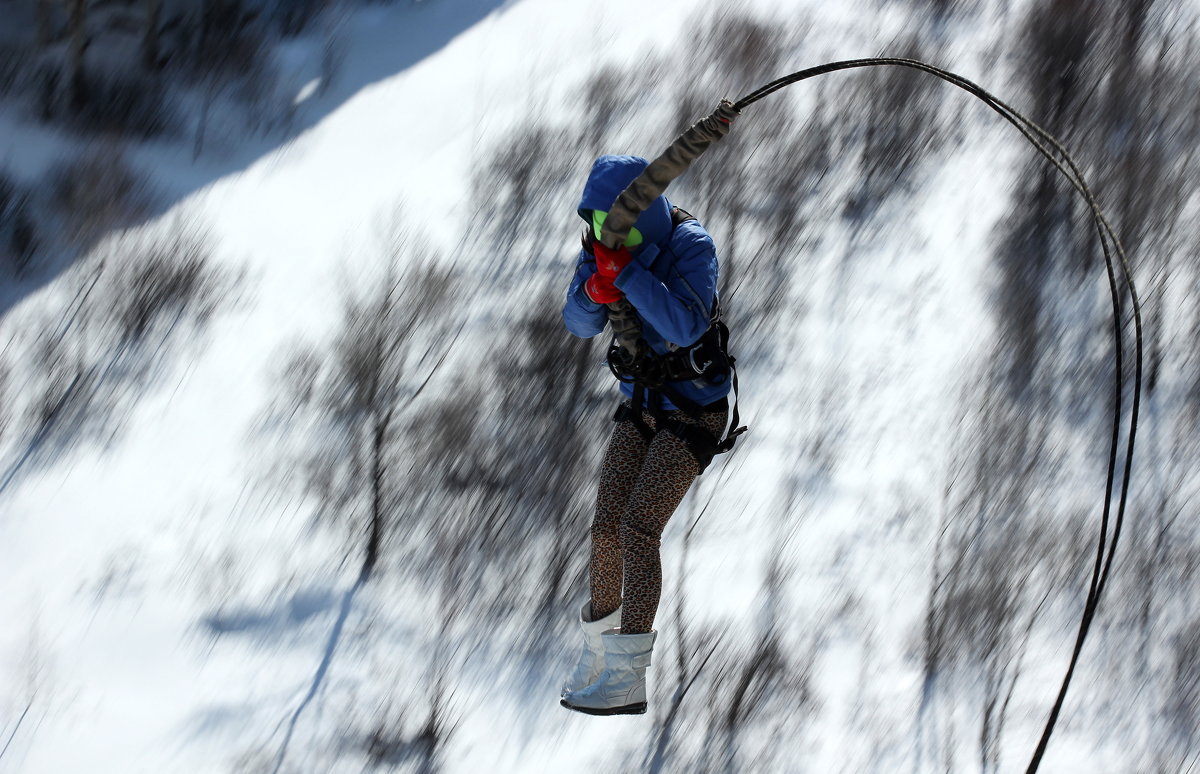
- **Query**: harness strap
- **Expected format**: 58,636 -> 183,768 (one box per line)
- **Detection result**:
615,378 -> 746,475
604,205 -> 746,472
624,382 -> 656,444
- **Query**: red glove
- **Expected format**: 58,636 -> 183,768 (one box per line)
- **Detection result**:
585,272 -> 622,304
593,242 -> 633,279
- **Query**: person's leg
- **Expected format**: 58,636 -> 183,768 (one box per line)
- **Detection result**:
618,408 -> 728,634
563,411 -> 649,698
589,411 -> 650,619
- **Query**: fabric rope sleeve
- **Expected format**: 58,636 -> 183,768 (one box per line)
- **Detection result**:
599,100 -> 740,249
599,99 -> 740,356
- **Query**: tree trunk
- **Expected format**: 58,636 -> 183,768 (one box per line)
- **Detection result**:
12,210 -> 37,276
36,0 -> 54,46
363,408 -> 392,580
192,78 -> 213,159
143,0 -> 161,70
67,0 -> 87,113
192,0 -> 214,159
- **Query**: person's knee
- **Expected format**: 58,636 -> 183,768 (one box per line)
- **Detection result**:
619,514 -> 661,552
592,514 -> 621,544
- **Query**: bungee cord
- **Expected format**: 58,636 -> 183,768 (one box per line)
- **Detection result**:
598,58 -> 1142,773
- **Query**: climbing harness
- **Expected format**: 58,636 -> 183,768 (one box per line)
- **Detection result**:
592,58 -> 1142,774
582,206 -> 746,472
611,327 -> 745,477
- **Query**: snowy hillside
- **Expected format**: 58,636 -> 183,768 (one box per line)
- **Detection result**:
1,0 -> 1198,772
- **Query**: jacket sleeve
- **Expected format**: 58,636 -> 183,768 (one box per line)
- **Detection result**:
562,249 -> 608,339
614,233 -> 716,346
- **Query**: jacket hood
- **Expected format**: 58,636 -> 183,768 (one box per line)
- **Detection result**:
576,155 -> 673,247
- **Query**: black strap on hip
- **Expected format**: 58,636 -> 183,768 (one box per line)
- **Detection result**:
615,378 -> 746,475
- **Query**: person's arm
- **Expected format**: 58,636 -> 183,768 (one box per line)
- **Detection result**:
562,249 -> 610,338
613,234 -> 716,346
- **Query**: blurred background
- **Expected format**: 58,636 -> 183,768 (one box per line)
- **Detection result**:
0,0 -> 1197,772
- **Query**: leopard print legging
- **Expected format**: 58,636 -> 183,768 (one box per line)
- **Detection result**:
589,402 -> 729,635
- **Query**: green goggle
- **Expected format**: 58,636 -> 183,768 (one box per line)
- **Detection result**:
592,210 -> 644,248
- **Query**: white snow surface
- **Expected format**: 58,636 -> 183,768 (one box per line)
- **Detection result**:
0,0 -> 1134,772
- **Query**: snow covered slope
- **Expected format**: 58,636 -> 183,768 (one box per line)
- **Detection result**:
1,0 -> 1189,772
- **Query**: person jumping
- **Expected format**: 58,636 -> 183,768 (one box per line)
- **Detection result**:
560,154 -> 741,716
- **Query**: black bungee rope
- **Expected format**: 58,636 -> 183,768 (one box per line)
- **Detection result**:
597,57 -> 1142,773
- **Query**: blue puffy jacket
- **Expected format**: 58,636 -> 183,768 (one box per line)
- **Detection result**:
562,155 -> 731,409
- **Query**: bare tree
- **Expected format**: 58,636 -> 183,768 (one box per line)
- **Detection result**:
470,286 -> 607,638
470,120 -> 578,286
67,0 -> 88,112
49,141 -> 154,250
36,0 -> 56,47
577,65 -> 643,158
0,220 -> 234,494
1001,10 -> 1200,765
918,358 -> 1093,773
142,0 -> 161,70
842,35 -> 947,224
280,218 -> 457,580
668,13 -> 796,309
0,169 -> 39,279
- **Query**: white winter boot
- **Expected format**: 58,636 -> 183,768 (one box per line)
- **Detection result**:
560,629 -> 656,716
561,602 -> 623,696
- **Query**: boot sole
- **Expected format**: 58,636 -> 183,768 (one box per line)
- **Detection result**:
560,699 -> 647,716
